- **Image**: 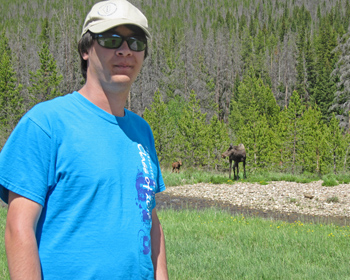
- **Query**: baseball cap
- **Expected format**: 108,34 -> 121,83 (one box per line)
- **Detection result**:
81,0 -> 151,38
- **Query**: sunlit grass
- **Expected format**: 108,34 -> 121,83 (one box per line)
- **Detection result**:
1,206 -> 350,279
159,208 -> 350,280
161,168 -> 350,187
0,207 -> 8,280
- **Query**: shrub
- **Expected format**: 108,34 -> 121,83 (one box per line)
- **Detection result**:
322,175 -> 339,187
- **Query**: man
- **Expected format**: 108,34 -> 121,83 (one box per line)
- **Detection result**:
0,0 -> 168,279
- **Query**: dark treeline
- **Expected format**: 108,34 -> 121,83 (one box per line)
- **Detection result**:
1,0 -> 350,175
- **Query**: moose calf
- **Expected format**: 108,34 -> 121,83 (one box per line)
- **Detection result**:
172,161 -> 182,173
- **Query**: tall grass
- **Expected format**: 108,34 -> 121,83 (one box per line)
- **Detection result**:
159,208 -> 350,280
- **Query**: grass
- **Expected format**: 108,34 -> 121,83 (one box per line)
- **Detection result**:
322,174 -> 340,187
0,208 -> 8,280
326,196 -> 340,203
161,168 -> 350,187
1,205 -> 350,279
159,208 -> 350,280
1,168 -> 350,279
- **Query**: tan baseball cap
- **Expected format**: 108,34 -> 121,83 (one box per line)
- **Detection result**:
81,0 -> 151,38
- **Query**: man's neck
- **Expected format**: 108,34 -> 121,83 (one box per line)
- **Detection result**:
78,82 -> 130,117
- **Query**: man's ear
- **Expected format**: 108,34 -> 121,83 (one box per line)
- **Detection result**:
81,51 -> 89,61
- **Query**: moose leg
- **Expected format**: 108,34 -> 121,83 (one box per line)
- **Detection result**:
229,160 -> 232,179
233,161 -> 238,180
243,160 -> 247,179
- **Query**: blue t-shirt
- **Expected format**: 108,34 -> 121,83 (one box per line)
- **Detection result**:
0,91 -> 165,279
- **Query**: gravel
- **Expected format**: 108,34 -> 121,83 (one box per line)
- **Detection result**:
162,181 -> 350,218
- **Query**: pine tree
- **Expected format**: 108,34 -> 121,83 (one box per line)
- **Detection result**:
164,95 -> 186,164
295,27 -> 308,101
299,105 -> 326,174
331,26 -> 350,130
229,68 -> 281,170
312,19 -> 338,120
240,27 -> 254,73
143,90 -> 174,164
0,31 -> 24,144
206,114 -> 230,170
228,98 -> 244,134
236,68 -> 280,127
305,35 -> 317,104
324,113 -> 347,174
274,109 -> 291,172
28,42 -> 63,107
238,113 -> 276,171
177,91 -> 208,167
284,91 -> 305,174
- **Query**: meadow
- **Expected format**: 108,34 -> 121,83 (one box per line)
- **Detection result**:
161,168 -> 350,187
161,208 -> 350,279
0,207 -> 8,280
1,170 -> 349,279
1,204 -> 350,279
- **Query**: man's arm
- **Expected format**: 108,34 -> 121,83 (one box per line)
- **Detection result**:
151,209 -> 168,280
5,191 -> 43,280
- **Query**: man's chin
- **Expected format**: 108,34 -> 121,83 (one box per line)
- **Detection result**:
111,74 -> 133,84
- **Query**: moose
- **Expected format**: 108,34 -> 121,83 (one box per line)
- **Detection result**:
221,143 -> 247,180
172,160 -> 182,173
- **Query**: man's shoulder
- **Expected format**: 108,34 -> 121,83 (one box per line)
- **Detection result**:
27,93 -> 77,118
32,93 -> 74,110
125,109 -> 150,126
21,93 -> 79,131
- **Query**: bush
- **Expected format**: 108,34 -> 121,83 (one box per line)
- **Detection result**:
335,174 -> 350,184
322,175 -> 339,187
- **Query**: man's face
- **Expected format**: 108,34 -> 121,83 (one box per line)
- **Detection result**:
83,25 -> 145,91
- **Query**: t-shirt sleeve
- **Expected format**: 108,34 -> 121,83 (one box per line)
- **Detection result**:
156,159 -> 166,193
0,115 -> 52,206
147,123 -> 166,194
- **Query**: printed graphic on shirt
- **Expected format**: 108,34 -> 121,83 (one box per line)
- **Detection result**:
138,229 -> 151,255
135,144 -> 156,255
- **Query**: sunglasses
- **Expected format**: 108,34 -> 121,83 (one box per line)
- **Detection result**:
92,32 -> 147,52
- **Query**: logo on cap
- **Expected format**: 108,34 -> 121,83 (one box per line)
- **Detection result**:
98,3 -> 117,16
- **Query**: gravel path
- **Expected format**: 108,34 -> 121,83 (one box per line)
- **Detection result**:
156,181 -> 350,225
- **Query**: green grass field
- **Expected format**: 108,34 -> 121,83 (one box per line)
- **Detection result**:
160,208 -> 350,280
161,168 -> 350,187
0,207 -> 8,280
1,206 -> 350,279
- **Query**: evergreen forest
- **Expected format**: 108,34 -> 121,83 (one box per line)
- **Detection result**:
1,0 -> 350,175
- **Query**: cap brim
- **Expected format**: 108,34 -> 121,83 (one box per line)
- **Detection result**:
82,19 -> 151,38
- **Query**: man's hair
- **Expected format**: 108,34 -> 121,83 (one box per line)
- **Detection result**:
78,25 -> 149,81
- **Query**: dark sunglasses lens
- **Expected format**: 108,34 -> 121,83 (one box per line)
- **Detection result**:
95,34 -> 146,51
127,38 -> 146,51
97,36 -> 123,49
